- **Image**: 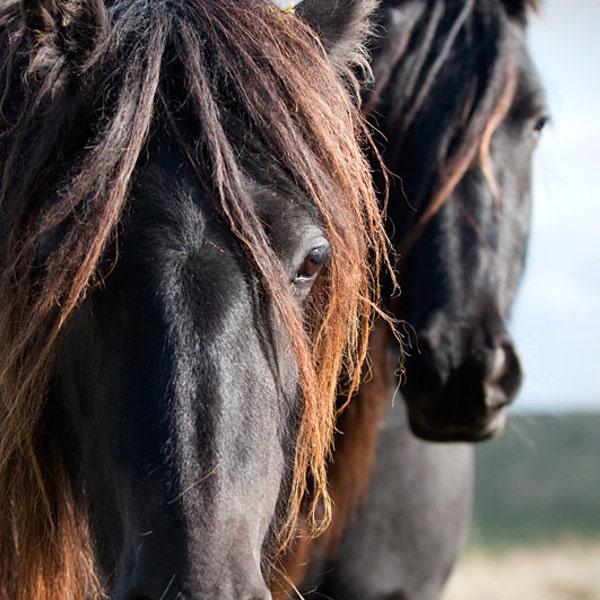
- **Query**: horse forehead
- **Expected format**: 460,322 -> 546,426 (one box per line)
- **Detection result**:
516,47 -> 546,112
130,158 -> 319,263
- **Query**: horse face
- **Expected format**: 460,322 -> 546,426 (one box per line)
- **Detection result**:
401,25 -> 548,441
1,0 -> 382,597
55,158 -> 327,597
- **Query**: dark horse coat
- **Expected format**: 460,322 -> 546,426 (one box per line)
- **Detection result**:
0,1 -> 389,598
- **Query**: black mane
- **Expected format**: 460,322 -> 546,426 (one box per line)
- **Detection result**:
365,0 -> 528,249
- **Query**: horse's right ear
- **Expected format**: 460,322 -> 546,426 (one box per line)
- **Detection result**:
21,0 -> 108,64
500,0 -> 539,22
295,0 -> 378,72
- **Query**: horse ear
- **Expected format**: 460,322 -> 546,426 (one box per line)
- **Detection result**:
295,0 -> 378,70
21,0 -> 107,63
500,0 -> 538,21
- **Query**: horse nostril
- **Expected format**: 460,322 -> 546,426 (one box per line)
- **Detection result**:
240,586 -> 272,600
486,339 -> 522,404
488,344 -> 507,383
404,342 -> 449,398
237,585 -> 272,600
499,340 -> 523,396
123,594 -> 152,600
116,586 -> 271,600
111,587 -> 153,600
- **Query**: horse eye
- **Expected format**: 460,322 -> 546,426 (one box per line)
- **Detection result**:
295,244 -> 330,283
533,115 -> 550,136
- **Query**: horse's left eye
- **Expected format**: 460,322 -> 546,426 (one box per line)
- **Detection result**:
295,244 -> 331,283
534,116 -> 549,132
532,114 -> 550,140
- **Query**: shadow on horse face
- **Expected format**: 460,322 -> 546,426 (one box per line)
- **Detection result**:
371,0 -> 549,441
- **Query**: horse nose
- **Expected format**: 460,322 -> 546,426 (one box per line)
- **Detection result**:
241,592 -> 272,600
484,336 -> 522,408
112,560 -> 273,600
401,330 -> 523,440
116,586 -> 272,600
112,562 -> 273,600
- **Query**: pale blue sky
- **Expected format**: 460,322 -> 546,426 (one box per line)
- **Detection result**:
511,0 -> 600,412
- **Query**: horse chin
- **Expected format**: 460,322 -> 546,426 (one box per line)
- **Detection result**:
405,403 -> 509,443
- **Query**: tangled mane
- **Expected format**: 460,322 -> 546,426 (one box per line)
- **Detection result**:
364,0 -> 539,255
0,0 -> 386,597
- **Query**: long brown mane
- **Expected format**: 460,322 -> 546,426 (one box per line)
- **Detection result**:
0,1 -> 386,598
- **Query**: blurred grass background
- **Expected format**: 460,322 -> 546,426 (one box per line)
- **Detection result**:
442,412 -> 600,599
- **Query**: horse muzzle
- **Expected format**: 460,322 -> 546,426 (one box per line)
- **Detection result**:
111,571 -> 272,600
402,334 -> 523,442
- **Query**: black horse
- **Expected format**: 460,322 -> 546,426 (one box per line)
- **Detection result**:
0,1 -> 387,598
372,0 -> 548,442
288,0 -> 548,598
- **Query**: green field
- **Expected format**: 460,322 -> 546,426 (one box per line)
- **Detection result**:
444,411 -> 600,599
470,411 -> 600,548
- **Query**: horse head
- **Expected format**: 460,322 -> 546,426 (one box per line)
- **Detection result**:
0,1 -> 384,598
367,0 -> 548,441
